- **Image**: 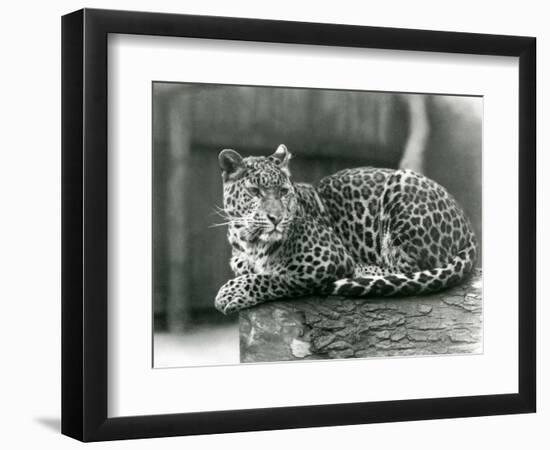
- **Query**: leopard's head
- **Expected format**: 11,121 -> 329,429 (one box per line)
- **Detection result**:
218,144 -> 298,243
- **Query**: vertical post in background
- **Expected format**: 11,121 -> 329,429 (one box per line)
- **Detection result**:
166,91 -> 192,332
153,86 -> 168,330
399,94 -> 429,173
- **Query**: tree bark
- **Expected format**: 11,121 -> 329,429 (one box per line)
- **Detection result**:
240,269 -> 482,362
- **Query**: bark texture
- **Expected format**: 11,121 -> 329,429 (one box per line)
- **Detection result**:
240,269 -> 482,363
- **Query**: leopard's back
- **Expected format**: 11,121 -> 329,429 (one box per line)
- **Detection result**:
317,167 -> 393,266
317,167 -> 477,296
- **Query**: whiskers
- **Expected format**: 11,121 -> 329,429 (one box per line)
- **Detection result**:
209,204 -> 304,232
209,218 -> 256,228
212,204 -> 228,217
209,205 -> 262,229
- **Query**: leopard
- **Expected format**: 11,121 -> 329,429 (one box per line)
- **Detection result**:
214,144 -> 477,315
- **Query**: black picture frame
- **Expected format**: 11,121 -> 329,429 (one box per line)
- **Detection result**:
61,8 -> 536,442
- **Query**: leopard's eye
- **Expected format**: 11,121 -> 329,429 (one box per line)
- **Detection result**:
280,186 -> 290,197
247,186 -> 261,197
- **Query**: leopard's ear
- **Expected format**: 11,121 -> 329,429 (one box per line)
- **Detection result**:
219,149 -> 244,182
271,144 -> 292,176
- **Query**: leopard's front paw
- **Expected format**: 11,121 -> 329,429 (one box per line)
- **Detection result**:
214,284 -> 232,313
215,278 -> 259,315
215,294 -> 249,315
222,298 -> 248,315
214,279 -> 246,315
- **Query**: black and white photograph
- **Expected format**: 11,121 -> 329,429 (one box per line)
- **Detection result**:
0,0 -> 544,447
152,83 -> 482,368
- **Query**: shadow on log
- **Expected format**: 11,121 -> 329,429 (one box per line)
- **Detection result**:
239,269 -> 482,363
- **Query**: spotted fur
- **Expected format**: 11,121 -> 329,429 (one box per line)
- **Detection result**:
214,145 -> 477,314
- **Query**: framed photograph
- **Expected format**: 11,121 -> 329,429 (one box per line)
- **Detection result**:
62,8 -> 536,442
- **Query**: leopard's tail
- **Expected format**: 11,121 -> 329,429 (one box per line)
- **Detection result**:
331,240 -> 477,297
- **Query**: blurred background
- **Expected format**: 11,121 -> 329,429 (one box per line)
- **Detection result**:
152,82 -> 482,368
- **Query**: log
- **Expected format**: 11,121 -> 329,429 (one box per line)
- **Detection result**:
239,269 -> 482,362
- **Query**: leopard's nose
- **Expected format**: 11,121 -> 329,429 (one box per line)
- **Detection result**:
267,213 -> 282,225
